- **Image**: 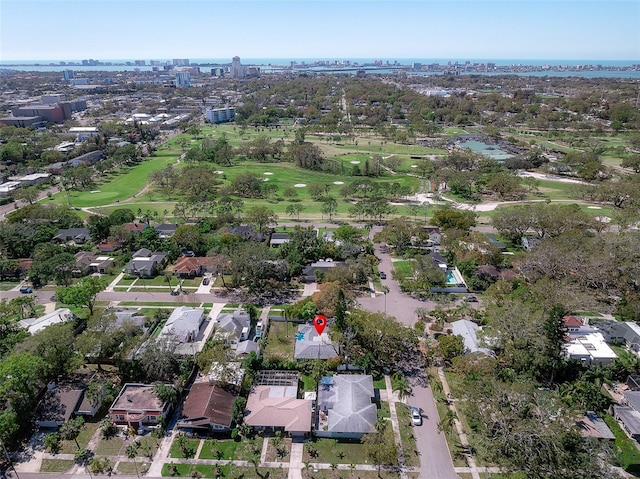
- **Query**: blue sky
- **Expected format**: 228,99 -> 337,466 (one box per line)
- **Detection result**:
1,1 -> 638,61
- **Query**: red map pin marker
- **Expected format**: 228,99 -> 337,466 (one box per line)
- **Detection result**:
313,314 -> 327,336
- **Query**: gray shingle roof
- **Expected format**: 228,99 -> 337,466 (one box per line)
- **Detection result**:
294,324 -> 338,360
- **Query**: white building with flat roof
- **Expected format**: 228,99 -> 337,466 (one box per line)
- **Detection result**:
565,331 -> 618,365
205,106 -> 235,124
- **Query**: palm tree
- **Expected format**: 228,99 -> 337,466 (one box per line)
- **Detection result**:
392,372 -> 413,402
126,442 -> 140,479
438,410 -> 458,435
60,417 -> 85,450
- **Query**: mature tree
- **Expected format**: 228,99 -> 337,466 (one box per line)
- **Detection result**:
87,215 -> 112,242
491,205 -> 536,244
153,383 -> 178,406
320,196 -> 338,221
173,224 -> 206,255
430,207 -> 476,231
0,353 -> 45,443
56,276 -> 107,316
246,206 -> 278,233
378,217 -> 415,253
108,208 -> 136,226
463,381 -> 619,479
336,309 -> 419,373
286,203 -> 304,221
74,312 -> 119,370
621,154 -> 640,173
14,186 -> 40,205
437,334 -> 466,364
16,322 -> 81,380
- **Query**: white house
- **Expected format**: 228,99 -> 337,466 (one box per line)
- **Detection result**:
564,331 -> 618,365
18,308 -> 74,335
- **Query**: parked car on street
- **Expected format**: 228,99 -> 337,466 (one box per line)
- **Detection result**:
379,271 -> 387,279
411,406 -> 422,426
19,287 -> 32,294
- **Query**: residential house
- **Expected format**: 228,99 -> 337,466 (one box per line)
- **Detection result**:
316,375 -> 377,439
126,248 -> 168,277
214,310 -> 251,349
122,222 -> 148,234
171,256 -> 215,278
53,228 -> 91,245
35,383 -> 84,429
112,308 -> 147,331
563,316 -> 595,335
109,383 -> 172,431
564,330 -> 618,365
229,225 -> 264,242
98,241 -> 117,253
18,308 -> 74,335
302,259 -> 347,284
269,232 -> 290,248
177,364 -> 244,433
598,321 -> 640,353
74,251 -> 114,276
154,223 -> 179,239
613,405 -> 640,441
177,382 -> 237,433
294,324 -> 338,361
450,319 -> 495,357
244,370 -> 311,436
158,307 -> 205,346
576,411 -> 615,441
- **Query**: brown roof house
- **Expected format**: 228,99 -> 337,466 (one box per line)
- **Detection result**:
35,383 -> 85,429
109,383 -> 172,432
244,371 -> 312,436
171,256 -> 215,278
178,362 -> 244,433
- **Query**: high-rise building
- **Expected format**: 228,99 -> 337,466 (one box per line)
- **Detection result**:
63,70 -> 74,81
173,59 -> 190,66
230,56 -> 246,79
175,71 -> 191,88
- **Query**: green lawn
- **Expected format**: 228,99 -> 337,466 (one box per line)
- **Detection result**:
301,374 -> 317,392
115,460 -> 151,475
377,400 -> 391,419
392,260 -> 414,279
54,152 -> 178,207
263,321 -> 296,360
605,414 -> 640,473
303,437 -> 371,464
162,463 -> 288,478
169,436 -> 200,458
40,459 -> 75,473
198,437 -> 263,461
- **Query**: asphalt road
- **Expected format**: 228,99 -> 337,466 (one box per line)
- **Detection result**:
0,223 -> 460,479
356,232 -> 459,479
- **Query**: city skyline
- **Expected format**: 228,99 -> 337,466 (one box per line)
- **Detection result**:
1,1 -> 638,62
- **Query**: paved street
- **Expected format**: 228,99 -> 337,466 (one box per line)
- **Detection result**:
0,222 -> 464,478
